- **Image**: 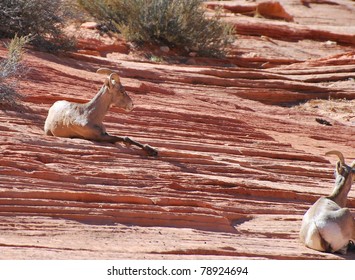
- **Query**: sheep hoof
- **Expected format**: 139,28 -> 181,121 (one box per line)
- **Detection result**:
144,144 -> 158,157
348,241 -> 355,252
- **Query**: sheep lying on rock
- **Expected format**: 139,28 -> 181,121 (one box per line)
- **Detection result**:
300,151 -> 355,254
44,68 -> 158,156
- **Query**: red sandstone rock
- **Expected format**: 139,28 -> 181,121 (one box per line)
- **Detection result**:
205,1 -> 256,14
65,24 -> 130,56
206,1 -> 294,22
257,1 -> 294,22
0,0 -> 355,260
76,38 -> 130,55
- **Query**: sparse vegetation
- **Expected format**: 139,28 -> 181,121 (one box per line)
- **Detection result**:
0,35 -> 30,106
0,0 -> 74,52
78,0 -> 234,57
148,55 -> 164,63
296,98 -> 355,125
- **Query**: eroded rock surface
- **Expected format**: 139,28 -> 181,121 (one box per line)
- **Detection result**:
0,0 -> 354,259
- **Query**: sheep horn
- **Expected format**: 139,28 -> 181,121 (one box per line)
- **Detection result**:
97,68 -> 121,87
325,150 -> 345,165
96,68 -> 114,75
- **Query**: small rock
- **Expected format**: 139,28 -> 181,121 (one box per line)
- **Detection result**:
315,118 -> 332,126
189,52 -> 197,57
245,52 -> 258,58
80,22 -> 99,30
324,40 -> 337,46
257,1 -> 294,22
160,46 -> 170,53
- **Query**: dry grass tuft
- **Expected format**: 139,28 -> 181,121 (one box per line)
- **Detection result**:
0,35 -> 30,106
0,0 -> 75,52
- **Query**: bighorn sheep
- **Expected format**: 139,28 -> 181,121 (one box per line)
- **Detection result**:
44,68 -> 158,156
300,150 -> 355,254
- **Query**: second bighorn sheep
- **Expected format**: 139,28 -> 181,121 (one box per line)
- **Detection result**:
300,151 -> 355,254
44,68 -> 158,156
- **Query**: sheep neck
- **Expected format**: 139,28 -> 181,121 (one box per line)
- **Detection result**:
86,85 -> 113,123
328,170 -> 352,207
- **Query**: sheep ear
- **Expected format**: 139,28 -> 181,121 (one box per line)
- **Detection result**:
336,161 -> 344,174
102,72 -> 120,89
109,73 -> 120,87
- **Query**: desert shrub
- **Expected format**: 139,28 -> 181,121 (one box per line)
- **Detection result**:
0,35 -> 30,106
0,0 -> 74,52
78,0 -> 234,56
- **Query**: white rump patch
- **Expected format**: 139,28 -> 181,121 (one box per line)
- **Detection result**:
316,220 -> 347,252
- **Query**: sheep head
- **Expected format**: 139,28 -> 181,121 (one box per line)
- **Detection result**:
97,68 -> 133,112
325,150 -> 355,182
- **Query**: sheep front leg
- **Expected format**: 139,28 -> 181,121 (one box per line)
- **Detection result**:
101,133 -> 158,156
81,125 -> 158,156
122,136 -> 158,157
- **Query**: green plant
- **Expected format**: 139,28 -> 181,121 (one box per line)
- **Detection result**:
78,0 -> 234,57
0,0 -> 74,52
0,35 -> 30,106
148,55 -> 164,63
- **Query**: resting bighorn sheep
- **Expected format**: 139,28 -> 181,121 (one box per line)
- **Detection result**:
300,151 -> 355,254
44,68 -> 158,156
